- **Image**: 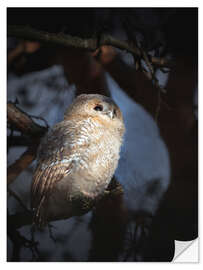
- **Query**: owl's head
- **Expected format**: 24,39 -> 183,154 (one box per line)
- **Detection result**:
64,94 -> 125,135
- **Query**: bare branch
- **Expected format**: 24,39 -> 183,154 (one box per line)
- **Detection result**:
7,146 -> 36,185
8,211 -> 39,261
150,56 -> 173,68
7,102 -> 48,138
8,187 -> 30,212
7,25 -> 173,69
7,103 -> 48,185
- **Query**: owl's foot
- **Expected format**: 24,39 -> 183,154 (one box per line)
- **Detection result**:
107,177 -> 124,197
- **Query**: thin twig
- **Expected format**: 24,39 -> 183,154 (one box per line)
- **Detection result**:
141,49 -> 154,75
8,219 -> 39,261
8,187 -> 30,212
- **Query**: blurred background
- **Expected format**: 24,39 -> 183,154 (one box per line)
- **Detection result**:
7,7 -> 198,262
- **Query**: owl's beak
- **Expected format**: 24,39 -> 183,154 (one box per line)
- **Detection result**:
106,110 -> 114,119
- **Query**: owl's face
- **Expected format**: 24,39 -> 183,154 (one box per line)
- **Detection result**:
64,94 -> 125,135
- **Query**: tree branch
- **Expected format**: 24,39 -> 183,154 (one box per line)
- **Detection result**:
7,25 -> 173,69
8,187 -> 30,212
7,102 -> 48,185
7,102 -> 47,138
7,146 -> 36,185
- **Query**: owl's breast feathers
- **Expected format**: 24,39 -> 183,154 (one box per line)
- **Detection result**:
31,117 -> 122,226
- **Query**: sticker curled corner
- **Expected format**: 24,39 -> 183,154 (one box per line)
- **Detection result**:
173,238 -> 199,262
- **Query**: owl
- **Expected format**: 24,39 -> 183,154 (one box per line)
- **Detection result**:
31,94 -> 125,227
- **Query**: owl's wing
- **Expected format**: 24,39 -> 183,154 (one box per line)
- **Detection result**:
31,159 -> 73,227
31,159 -> 73,206
31,122 -> 74,226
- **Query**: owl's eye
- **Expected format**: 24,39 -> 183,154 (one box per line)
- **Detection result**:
94,105 -> 103,111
